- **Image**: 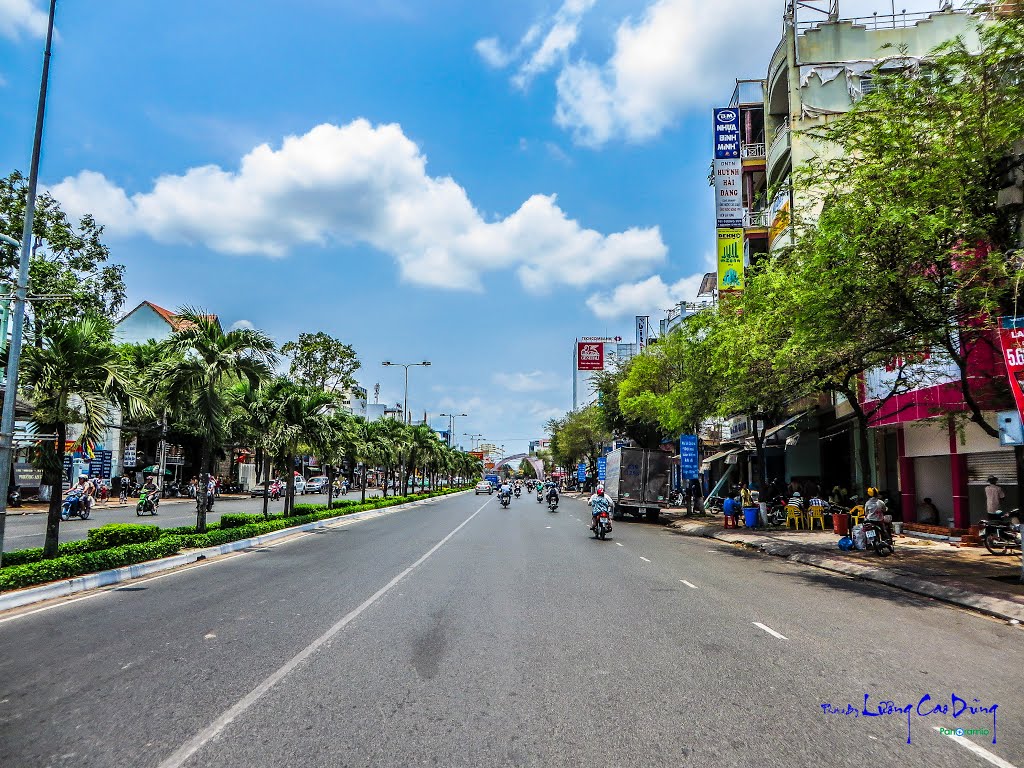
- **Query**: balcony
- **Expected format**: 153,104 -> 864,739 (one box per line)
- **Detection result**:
741,142 -> 766,161
744,209 -> 770,228
767,120 -> 791,183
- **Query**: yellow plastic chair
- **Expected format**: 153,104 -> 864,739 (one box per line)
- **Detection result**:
808,504 -> 826,531
785,504 -> 803,530
849,505 -> 865,527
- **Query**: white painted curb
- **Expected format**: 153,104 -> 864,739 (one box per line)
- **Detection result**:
0,492 -> 470,613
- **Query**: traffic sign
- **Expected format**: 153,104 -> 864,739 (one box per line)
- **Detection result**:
597,456 -> 607,481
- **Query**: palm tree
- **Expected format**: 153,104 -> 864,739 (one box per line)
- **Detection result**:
407,423 -> 443,493
21,317 -> 149,558
158,309 -> 276,532
269,382 -> 337,515
373,418 -> 407,497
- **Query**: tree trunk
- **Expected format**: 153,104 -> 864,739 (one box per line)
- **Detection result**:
196,438 -> 211,533
361,464 -> 367,504
261,456 -> 270,520
285,453 -> 295,516
327,464 -> 334,509
752,417 -> 768,498
42,422 -> 67,559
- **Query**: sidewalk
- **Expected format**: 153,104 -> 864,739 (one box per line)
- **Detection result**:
665,512 -> 1024,623
5,494 -> 251,515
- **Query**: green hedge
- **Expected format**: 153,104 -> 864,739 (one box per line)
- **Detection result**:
0,537 -> 183,592
0,539 -> 94,568
219,513 -> 266,529
87,524 -> 161,549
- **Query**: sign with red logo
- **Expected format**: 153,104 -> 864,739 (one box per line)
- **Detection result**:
999,316 -> 1024,419
577,342 -> 605,371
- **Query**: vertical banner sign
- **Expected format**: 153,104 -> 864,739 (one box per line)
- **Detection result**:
717,228 -> 745,291
577,341 -> 605,371
635,316 -> 649,352
998,316 -> 1024,419
680,435 -> 700,480
577,463 -> 587,483
123,437 -> 137,468
597,456 -> 607,482
714,108 -> 743,228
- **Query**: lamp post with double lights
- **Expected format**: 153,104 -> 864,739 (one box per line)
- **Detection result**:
381,360 -> 431,424
439,413 -> 467,448
464,433 -> 483,451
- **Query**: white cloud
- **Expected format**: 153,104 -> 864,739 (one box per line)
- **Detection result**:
555,0 -> 779,146
48,120 -> 666,292
493,370 -> 558,393
476,0 -> 596,90
586,272 -> 707,320
0,0 -> 47,40
229,319 -> 255,331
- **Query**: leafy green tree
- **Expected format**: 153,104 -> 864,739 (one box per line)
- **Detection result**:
281,331 -> 361,395
593,365 -> 664,449
0,170 -> 126,339
21,317 -> 148,558
158,309 -> 276,531
547,405 -> 612,478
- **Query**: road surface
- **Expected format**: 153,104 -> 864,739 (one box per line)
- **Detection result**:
0,491 -> 1019,767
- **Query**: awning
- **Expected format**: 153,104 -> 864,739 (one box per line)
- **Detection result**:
700,447 -> 743,472
762,412 -> 808,444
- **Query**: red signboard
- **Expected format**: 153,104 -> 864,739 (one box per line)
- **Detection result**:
577,342 -> 604,371
999,316 -> 1024,419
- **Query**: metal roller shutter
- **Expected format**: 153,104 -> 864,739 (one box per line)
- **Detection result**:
966,452 -> 1018,485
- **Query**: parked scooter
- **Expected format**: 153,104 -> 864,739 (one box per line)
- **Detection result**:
7,484 -> 21,508
861,517 -> 895,556
60,489 -> 91,521
136,488 -> 159,516
978,509 -> 1022,556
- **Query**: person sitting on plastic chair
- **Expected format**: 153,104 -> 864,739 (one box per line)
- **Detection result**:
722,493 -> 740,528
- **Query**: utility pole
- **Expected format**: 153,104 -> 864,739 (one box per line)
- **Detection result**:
0,0 -> 58,566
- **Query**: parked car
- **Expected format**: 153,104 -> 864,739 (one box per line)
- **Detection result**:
281,476 -> 306,495
475,481 -> 494,495
305,476 -> 328,493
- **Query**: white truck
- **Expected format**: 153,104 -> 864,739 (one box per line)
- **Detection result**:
603,448 -> 672,522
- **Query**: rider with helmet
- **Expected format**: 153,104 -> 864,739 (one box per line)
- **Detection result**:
864,487 -> 887,522
588,486 -> 613,529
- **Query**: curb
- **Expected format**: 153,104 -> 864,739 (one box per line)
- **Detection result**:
0,492 -> 469,613
670,522 -> 1024,623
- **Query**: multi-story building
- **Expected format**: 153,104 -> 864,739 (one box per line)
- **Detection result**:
572,337 -> 638,410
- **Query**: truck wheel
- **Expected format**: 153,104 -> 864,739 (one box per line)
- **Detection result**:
645,509 -> 660,523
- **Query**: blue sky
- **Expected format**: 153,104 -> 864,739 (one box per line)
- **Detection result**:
0,0 -> 962,458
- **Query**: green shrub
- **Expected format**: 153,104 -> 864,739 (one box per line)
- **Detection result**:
219,513 -> 265,529
0,537 -> 183,592
86,524 -> 161,550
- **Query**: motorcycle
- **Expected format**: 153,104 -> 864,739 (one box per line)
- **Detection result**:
60,489 -> 91,521
514,486 -> 521,499
978,509 -> 1022,556
547,493 -> 559,512
593,509 -> 612,540
7,484 -> 21,508
499,492 -> 511,509
136,488 -> 159,516
537,489 -> 544,503
862,517 -> 894,556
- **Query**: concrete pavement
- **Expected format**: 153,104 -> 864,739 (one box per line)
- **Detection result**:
0,492 -> 1020,767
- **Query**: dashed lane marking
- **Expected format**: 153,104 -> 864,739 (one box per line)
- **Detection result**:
615,542 -> 623,547
752,622 -> 788,640
639,556 -> 651,563
680,580 -> 698,589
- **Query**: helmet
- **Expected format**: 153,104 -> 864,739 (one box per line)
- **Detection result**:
597,488 -> 604,496
792,491 -> 801,497
867,487 -> 878,497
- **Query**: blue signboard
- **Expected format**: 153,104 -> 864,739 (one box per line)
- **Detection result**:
680,434 -> 700,480
714,108 -> 741,159
577,463 -> 586,483
597,456 -> 607,482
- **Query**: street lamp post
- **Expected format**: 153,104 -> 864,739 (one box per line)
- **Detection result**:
463,433 -> 482,451
381,361 -> 431,425
0,0 -> 58,567
439,413 -> 467,447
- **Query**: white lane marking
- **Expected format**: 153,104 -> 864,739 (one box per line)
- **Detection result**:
639,556 -> 651,563
680,580 -> 698,589
615,542 -> 623,547
156,497 -> 491,768
752,622 -> 788,640
933,728 -> 1017,768
545,526 -> 552,529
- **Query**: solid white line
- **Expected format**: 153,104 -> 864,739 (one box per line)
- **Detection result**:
752,622 -> 788,640
680,580 -> 698,589
615,542 -> 623,547
156,498 -> 490,768
639,556 -> 651,563
933,728 -> 1017,768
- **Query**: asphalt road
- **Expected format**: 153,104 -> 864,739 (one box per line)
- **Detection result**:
0,491 -> 1020,767
0,489 -> 386,552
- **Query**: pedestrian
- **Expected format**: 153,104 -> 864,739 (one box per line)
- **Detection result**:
985,476 -> 1005,516
917,497 -> 940,525
740,482 -> 754,508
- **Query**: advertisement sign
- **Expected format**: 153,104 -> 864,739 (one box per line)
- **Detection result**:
123,437 -> 138,468
999,316 -> 1024,420
717,228 -> 744,292
714,108 -> 741,159
577,341 -> 605,371
635,316 -> 649,352
577,463 -> 587,483
14,462 -> 43,487
95,450 -> 113,479
597,456 -> 607,482
680,435 -> 700,480
714,159 -> 744,228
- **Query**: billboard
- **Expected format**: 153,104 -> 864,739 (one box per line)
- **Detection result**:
680,435 -> 700,480
636,316 -> 649,352
713,107 -> 741,159
714,108 -> 743,228
999,316 -> 1024,421
717,228 -> 744,292
577,341 -> 605,371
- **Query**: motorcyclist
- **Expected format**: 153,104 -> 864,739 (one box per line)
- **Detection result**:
864,487 -> 888,523
73,473 -> 95,514
498,481 -> 512,503
141,475 -> 160,513
588,487 -> 613,529
545,482 -> 559,505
